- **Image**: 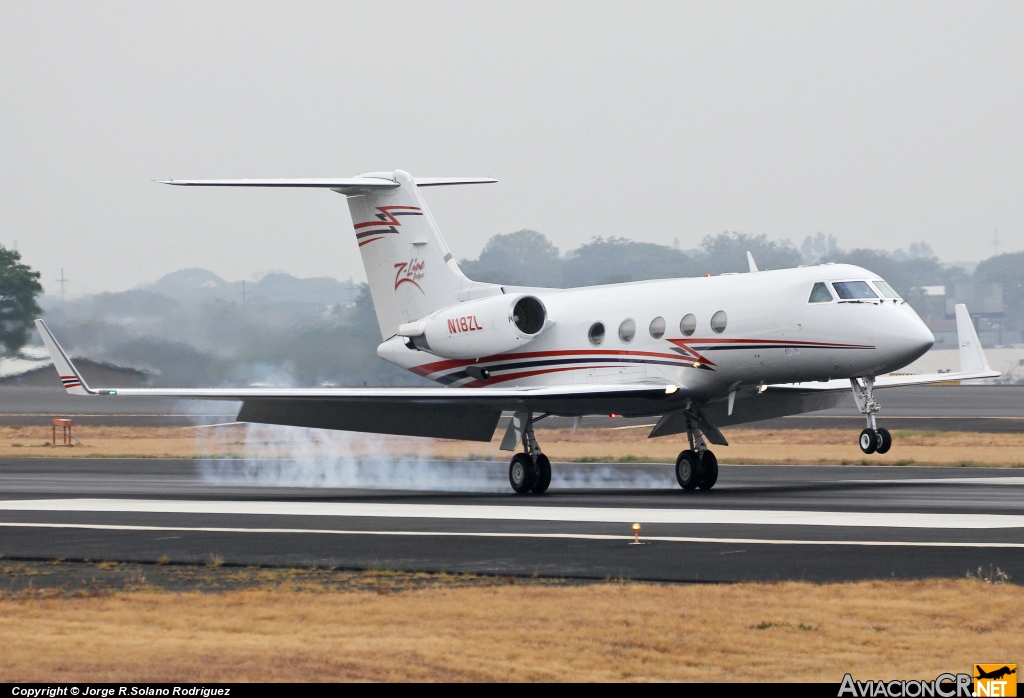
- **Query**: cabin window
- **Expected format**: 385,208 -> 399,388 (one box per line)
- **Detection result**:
710,310 -> 727,334
832,281 -> 879,300
649,316 -> 666,339
618,318 -> 636,343
872,280 -> 902,299
588,322 -> 605,346
679,314 -> 696,336
808,282 -> 834,303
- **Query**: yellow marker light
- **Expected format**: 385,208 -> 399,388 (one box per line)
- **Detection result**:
631,523 -> 641,545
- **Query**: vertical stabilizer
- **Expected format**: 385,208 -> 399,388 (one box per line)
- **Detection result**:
347,170 -> 479,338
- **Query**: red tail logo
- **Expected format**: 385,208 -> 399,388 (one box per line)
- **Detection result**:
394,258 -> 426,293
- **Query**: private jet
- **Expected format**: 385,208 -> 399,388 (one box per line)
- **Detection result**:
36,170 -> 999,493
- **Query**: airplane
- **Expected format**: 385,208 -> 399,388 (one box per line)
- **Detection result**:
975,666 -> 1016,681
35,169 -> 1000,494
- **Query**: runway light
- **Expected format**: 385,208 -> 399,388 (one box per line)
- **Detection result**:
631,523 -> 642,545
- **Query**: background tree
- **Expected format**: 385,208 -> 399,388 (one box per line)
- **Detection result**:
0,244 -> 43,355
562,237 -> 701,287
459,230 -> 563,287
800,232 -> 842,264
699,232 -> 803,273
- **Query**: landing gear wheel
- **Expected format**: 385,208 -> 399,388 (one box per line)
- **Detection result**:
509,453 -> 538,494
859,428 -> 879,454
698,451 -> 718,490
675,450 -> 704,491
532,454 -> 551,494
876,428 -> 892,454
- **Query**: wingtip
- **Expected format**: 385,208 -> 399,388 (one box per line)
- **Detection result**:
34,320 -> 93,395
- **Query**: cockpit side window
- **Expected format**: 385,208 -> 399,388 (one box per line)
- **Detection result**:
832,281 -> 879,300
808,282 -> 834,303
872,280 -> 902,299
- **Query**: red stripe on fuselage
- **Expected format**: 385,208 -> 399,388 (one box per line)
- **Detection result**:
672,338 -> 874,349
409,348 -> 692,378
461,365 -> 619,388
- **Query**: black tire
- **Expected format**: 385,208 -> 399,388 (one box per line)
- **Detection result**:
509,453 -> 537,494
532,454 -> 552,494
858,428 -> 878,454
698,450 -> 718,490
876,428 -> 892,454
675,450 -> 704,491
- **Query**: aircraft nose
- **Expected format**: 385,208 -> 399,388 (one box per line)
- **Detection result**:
889,313 -> 934,364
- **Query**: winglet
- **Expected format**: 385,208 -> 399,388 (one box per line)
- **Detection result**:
746,251 -> 759,272
33,319 -> 94,395
954,304 -> 992,375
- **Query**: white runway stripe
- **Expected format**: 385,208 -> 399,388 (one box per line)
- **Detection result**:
842,476 -> 1024,486
2,498 -> 1024,529
2,521 -> 1023,548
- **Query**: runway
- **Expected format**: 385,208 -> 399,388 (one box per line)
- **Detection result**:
1,458 -> 1022,583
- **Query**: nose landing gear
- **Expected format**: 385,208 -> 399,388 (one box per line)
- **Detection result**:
851,377 -> 892,454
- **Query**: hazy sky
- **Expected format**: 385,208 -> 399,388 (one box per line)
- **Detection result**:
2,2 -> 1022,297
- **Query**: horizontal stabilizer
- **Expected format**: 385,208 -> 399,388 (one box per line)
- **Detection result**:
160,177 -> 496,189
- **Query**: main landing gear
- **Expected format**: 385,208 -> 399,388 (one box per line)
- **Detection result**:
675,412 -> 718,492
505,411 -> 551,495
851,377 -> 892,454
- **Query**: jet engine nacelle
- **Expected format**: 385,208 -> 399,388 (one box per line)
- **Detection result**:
398,294 -> 549,359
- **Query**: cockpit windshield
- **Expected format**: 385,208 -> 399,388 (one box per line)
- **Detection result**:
872,280 -> 902,299
832,281 -> 879,300
808,282 -> 834,303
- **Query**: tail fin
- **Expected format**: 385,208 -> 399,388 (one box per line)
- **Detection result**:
347,170 -> 493,338
162,170 -> 498,339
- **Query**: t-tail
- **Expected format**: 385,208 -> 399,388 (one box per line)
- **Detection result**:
161,170 -> 499,339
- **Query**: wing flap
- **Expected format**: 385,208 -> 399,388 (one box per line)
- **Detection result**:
238,399 -> 502,442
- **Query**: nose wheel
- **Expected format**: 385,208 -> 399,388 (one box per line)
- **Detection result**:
858,428 -> 892,454
851,377 -> 894,455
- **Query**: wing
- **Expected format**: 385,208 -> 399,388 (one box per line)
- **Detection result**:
35,320 -> 681,442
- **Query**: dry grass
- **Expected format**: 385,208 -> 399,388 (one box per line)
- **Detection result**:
2,424 -> 1023,466
0,575 -> 1020,682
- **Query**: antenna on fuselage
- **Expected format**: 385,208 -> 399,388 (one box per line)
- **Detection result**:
746,251 -> 759,273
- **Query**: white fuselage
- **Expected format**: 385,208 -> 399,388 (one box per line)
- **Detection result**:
378,263 -> 935,400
